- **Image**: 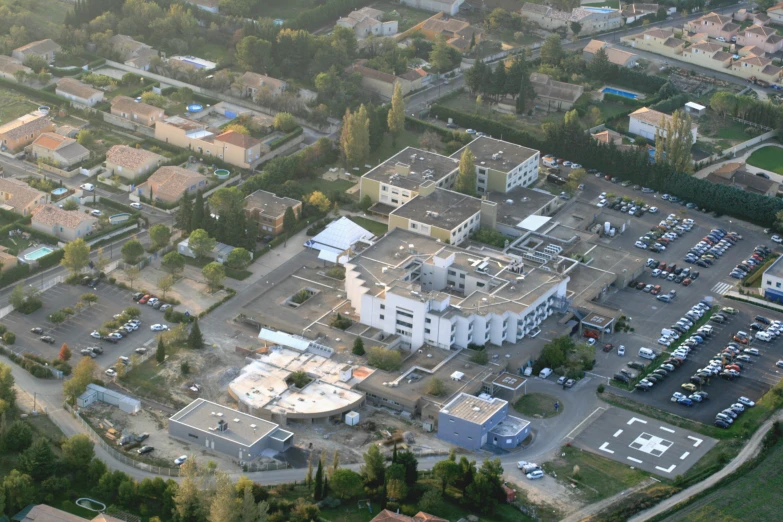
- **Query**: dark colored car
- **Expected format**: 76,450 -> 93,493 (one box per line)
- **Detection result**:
750,323 -> 764,331
82,276 -> 92,285
89,278 -> 99,288
714,419 -> 730,429
613,373 -> 630,384
137,446 -> 154,455
755,315 -> 771,325
262,235 -> 274,243
628,362 -> 646,370
30,327 -> 43,334
40,336 -> 55,344
102,336 -> 119,344
132,292 -> 144,301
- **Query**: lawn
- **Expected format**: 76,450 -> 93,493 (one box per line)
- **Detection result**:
661,437 -> 783,521
348,216 -> 388,236
370,131 -> 425,164
746,146 -> 783,174
297,177 -> 357,199
542,445 -> 649,503
0,86 -> 41,125
375,0 -> 433,32
514,392 -> 563,418
0,236 -> 33,256
190,41 -> 229,64
85,129 -> 140,157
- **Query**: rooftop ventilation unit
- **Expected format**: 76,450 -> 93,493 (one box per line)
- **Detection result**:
472,406 -> 481,412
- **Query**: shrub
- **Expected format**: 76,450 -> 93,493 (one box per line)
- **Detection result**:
597,383 -> 605,393
330,313 -> 352,330
367,346 -> 402,371
469,347 -> 488,364
291,289 -> 312,304
3,331 -> 15,345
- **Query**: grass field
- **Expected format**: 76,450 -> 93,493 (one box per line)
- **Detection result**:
746,146 -> 783,174
297,177 -> 357,198
85,129 -> 140,157
0,86 -> 41,125
348,216 -> 388,236
440,92 -> 566,133
542,445 -> 649,502
375,0 -> 433,32
514,392 -> 563,418
370,131 -> 424,164
662,437 -> 783,521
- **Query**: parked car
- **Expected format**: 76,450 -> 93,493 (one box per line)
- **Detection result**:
174,455 -> 188,466
526,470 -> 544,480
150,324 -> 169,331
40,336 -> 55,344
137,446 -> 154,455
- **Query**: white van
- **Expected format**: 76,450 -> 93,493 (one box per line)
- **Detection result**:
756,332 -> 771,342
539,367 -> 553,379
543,156 -> 557,168
639,347 -> 657,360
523,366 -> 533,377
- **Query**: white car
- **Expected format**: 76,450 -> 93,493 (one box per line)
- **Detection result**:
744,348 -> 759,356
174,455 -> 188,466
90,330 -> 102,339
147,298 -> 159,306
526,470 -> 544,480
635,241 -> 648,249
130,202 -> 142,210
571,163 -> 582,169
773,235 -> 783,244
657,337 -> 673,346
587,338 -> 596,346
80,183 -> 95,192
671,392 -> 686,402
738,396 -> 755,407
618,345 -> 625,356
91,209 -> 101,217
597,200 -> 607,207
105,368 -> 116,377
648,206 -> 658,213
731,403 -> 745,412
150,324 -> 169,331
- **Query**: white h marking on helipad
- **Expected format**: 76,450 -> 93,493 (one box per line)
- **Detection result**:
613,429 -> 623,438
660,427 -> 675,433
628,417 -> 648,426
688,436 -> 703,447
600,442 -> 614,454
627,457 -> 643,464
680,452 -> 690,460
656,464 -> 677,473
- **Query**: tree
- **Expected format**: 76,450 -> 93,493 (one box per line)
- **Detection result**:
9,284 -> 25,311
174,459 -> 203,522
329,468 -> 363,499
655,110 -> 695,174
307,191 -> 332,214
340,105 -> 370,168
124,266 -> 140,290
77,130 -> 95,146
4,420 -> 33,452
273,112 -> 298,133
419,130 -> 443,152
191,190 -> 205,231
63,198 -> 79,210
235,36 -> 271,72
283,206 -> 297,247
455,456 -> 476,494
540,34 -> 564,66
352,337 -> 365,356
0,363 -> 15,411
158,274 -> 176,299
455,146 -> 477,196
209,472 -> 239,522
59,343 -> 72,361
396,450 -> 418,486
419,489 -> 444,513
226,248 -> 252,270
306,454 -> 314,487
570,21 -> 582,36
63,357 -> 97,402
149,224 -> 172,249
188,319 -> 204,349
202,262 -> 226,292
162,251 -> 186,276
359,195 -> 373,212
433,450 -> 459,493
80,292 -> 98,307
465,59 -> 488,95
588,47 -> 612,82
121,239 -> 145,264
388,82 -> 405,146
361,444 -> 385,487
385,463 -> 407,501
19,437 -> 58,481
367,346 -> 402,371
156,338 -> 166,363
61,434 -> 94,472
430,34 -> 454,73
61,238 -> 90,275
189,229 -> 216,259
426,377 -> 446,396
3,470 -> 35,513
313,458 -> 324,501
178,190 -> 193,231
710,91 -> 737,117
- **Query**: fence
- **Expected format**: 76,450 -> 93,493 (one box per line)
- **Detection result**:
702,129 -> 780,163
102,112 -> 156,137
238,460 -> 291,472
64,402 -> 181,477
87,224 -> 139,246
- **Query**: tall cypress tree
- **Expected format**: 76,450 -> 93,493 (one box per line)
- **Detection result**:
313,458 -> 324,501
188,319 -> 203,349
392,442 -> 398,464
156,338 -> 165,363
191,190 -> 204,231
178,190 -> 193,232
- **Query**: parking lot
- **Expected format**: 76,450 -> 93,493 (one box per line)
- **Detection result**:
4,282 -> 168,370
572,408 -> 717,477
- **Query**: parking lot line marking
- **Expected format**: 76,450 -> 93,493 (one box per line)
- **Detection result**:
688,436 -> 703,447
627,457 -> 643,464
564,407 -> 605,440
599,442 -> 614,454
656,464 -> 677,473
628,417 -> 648,426
680,452 -> 690,460
613,429 -> 623,438
660,427 -> 675,433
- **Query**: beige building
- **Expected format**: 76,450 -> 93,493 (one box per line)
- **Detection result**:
520,3 -> 623,34
705,162 -> 780,196
31,204 -> 97,241
0,110 -> 55,152
137,166 -> 208,203
12,39 -> 60,63
736,24 -> 783,54
0,55 -> 32,82
400,0 -> 463,15
528,73 -> 584,111
109,34 -> 159,70
419,16 -> 483,51
29,133 -> 90,168
346,60 -> 428,99
111,96 -> 165,127
768,2 -> 783,25
583,40 -> 639,67
389,188 -> 485,245
0,177 -> 47,216
681,42 -> 733,70
684,12 -> 739,40
450,136 -> 540,195
238,72 -> 287,99
730,55 -> 783,83
629,107 -> 698,143
105,145 -> 166,180
622,27 -> 686,54
337,7 -> 398,39
244,190 -> 302,236
591,128 -> 633,152
55,78 -> 104,107
621,3 -> 666,23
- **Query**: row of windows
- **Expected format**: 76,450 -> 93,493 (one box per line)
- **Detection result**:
396,319 -> 413,328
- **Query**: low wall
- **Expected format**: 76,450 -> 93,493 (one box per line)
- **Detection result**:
255,134 -> 304,166
704,129 -> 780,163
102,112 -> 156,137
38,161 -> 82,179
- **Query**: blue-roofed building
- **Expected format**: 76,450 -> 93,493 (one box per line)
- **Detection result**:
763,256 -> 783,302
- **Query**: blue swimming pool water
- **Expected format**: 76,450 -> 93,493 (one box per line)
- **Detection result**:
180,59 -> 205,69
601,87 -> 638,99
51,187 -> 68,195
25,247 -> 54,261
585,7 -> 615,13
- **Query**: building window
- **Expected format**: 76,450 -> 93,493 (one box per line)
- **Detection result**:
778,282 -> 781,288
380,314 -> 384,320
382,186 -> 388,191
188,433 -> 199,439
448,270 -> 456,276
397,309 -> 413,318
449,418 -> 454,422
425,318 -> 431,324
392,199 -> 399,204
477,282 -> 485,288
425,328 -> 431,334
380,304 -> 385,309
411,223 -> 417,229
460,273 -> 465,279
396,319 -> 413,328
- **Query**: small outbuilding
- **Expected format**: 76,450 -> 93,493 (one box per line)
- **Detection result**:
684,102 -> 706,117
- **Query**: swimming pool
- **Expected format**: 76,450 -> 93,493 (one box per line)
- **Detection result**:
51,187 -> 68,196
25,247 -> 54,261
601,87 -> 639,99
180,59 -> 206,69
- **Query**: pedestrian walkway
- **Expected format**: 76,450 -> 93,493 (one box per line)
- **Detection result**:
711,282 -> 733,295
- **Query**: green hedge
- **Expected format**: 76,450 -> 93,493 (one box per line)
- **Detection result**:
429,105 -> 544,150
198,287 -> 236,319
99,197 -> 140,216
87,58 -> 106,69
36,249 -> 65,270
0,207 -> 25,225
0,76 -> 64,106
650,93 -> 691,114
49,66 -> 82,77
603,92 -> 644,107
269,127 -> 304,150
0,263 -> 31,288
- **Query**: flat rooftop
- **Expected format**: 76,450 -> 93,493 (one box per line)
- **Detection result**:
390,188 -> 481,230
493,372 -> 526,391
170,398 -> 278,447
765,255 -> 783,278
487,187 -> 558,224
363,147 -> 458,190
451,136 -> 539,171
489,414 -> 529,437
441,392 -> 507,425
583,311 -> 614,328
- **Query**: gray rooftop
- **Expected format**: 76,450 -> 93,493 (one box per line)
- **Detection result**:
245,189 -> 301,218
451,136 -> 539,172
363,147 -> 458,190
492,372 -> 526,390
441,392 -> 507,425
765,255 -> 783,279
170,399 -> 279,447
390,188 -> 481,230
489,414 -> 529,437
487,187 -> 559,224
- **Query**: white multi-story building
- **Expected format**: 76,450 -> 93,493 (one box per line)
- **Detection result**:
629,107 -> 698,143
344,229 -> 569,350
450,136 -> 540,194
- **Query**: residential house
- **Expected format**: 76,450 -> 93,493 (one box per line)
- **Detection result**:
346,61 -> 428,99
184,0 -> 219,13
769,2 -> 783,25
629,107 -> 698,143
419,16 -> 483,51
369,510 -> 448,522
681,42 -> 733,70
520,4 -> 623,34
212,130 -> 263,169
0,110 -> 55,152
244,189 -> 302,236
754,12 -> 771,26
389,188 -> 484,245
705,162 -> 780,196
529,72 -> 584,111
111,96 -> 165,127
583,40 -> 639,67
137,166 -> 208,203
238,72 -> 287,99
400,0 -> 464,15
109,34 -> 158,70
105,145 -> 166,180
730,54 -> 783,83
0,177 -> 47,216
337,7 -> 398,39
55,125 -> 79,138
0,55 -> 32,82
11,39 -> 60,64
55,78 -> 104,108
736,24 -> 783,54
31,204 -> 97,241
592,128 -> 634,151
684,12 -> 739,41
29,133 -> 90,168
622,27 -> 686,55
621,3 -> 670,23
